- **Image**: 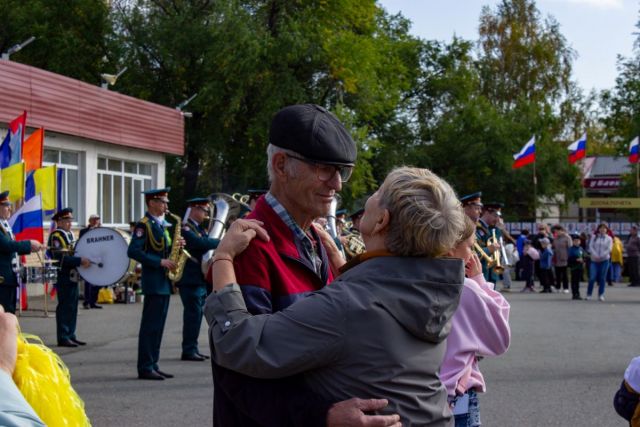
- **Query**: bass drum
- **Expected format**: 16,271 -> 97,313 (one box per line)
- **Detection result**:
74,227 -> 130,287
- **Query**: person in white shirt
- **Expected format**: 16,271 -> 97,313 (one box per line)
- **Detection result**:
587,223 -> 613,301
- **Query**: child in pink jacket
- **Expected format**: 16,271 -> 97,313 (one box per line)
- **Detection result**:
442,220 -> 511,427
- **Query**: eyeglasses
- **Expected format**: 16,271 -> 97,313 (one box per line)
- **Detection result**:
286,154 -> 353,183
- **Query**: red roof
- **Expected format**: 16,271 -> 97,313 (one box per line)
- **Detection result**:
0,60 -> 184,155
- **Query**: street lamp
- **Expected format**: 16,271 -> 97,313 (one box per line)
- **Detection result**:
1,36 -> 36,60
176,93 -> 198,117
100,67 -> 128,89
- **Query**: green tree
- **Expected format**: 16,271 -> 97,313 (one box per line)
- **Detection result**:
0,0 -> 110,84
111,0 -> 422,210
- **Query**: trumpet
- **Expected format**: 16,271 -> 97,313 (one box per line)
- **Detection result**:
473,242 -> 496,267
488,229 -> 504,274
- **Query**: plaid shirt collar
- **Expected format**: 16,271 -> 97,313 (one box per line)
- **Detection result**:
265,192 -> 311,244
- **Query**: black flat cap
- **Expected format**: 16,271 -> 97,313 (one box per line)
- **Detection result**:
269,104 -> 356,166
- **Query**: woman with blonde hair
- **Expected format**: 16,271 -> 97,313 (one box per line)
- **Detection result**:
206,167 -> 466,426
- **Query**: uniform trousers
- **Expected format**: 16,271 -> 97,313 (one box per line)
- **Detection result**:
0,286 -> 17,314
178,286 -> 206,356
137,294 -> 170,374
56,282 -> 79,342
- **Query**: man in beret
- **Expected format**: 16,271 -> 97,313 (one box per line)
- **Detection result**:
128,188 -> 181,380
0,191 -> 43,314
175,198 -> 219,362
207,104 -> 399,426
79,214 -> 102,309
48,208 -> 91,347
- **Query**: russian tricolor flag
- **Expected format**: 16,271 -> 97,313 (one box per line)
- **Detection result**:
512,136 -> 536,169
629,137 -> 639,164
8,194 -> 43,243
0,111 -> 27,168
568,133 -> 587,164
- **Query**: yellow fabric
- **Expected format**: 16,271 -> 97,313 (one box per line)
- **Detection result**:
0,162 -> 25,202
13,333 -> 91,427
97,287 -> 114,304
32,165 -> 57,212
612,237 -> 624,265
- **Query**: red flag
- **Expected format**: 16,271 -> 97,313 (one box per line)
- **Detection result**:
23,128 -> 44,173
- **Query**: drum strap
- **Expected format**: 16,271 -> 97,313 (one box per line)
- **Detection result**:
0,221 -> 19,274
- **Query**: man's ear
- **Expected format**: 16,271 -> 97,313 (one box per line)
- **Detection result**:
373,209 -> 390,235
272,152 -> 288,179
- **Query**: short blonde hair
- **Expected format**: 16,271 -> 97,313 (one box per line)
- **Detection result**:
457,216 -> 476,245
378,167 -> 465,257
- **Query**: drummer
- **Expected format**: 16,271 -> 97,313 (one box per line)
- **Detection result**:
79,214 -> 102,309
48,208 -> 91,347
0,191 -> 43,314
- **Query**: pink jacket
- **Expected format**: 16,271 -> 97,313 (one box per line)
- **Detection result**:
440,274 -> 511,396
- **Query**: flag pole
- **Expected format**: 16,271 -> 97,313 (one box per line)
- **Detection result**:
533,155 -> 538,223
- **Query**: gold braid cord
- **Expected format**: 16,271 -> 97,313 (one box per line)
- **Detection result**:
141,218 -> 165,252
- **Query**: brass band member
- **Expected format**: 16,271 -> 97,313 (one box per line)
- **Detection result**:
49,208 -> 91,347
0,191 -> 43,314
175,198 -> 219,361
128,188 -> 179,380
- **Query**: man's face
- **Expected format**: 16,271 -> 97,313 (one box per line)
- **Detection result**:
283,155 -> 343,220
58,218 -> 73,231
632,226 -> 638,236
148,199 -> 168,216
484,210 -> 500,226
89,217 -> 100,227
464,204 -> 482,222
0,204 -> 11,220
190,205 -> 208,224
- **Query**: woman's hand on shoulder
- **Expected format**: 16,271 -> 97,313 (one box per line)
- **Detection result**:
216,219 -> 270,259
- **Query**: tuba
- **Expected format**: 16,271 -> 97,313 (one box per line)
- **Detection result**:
201,194 -> 230,277
166,211 -> 192,283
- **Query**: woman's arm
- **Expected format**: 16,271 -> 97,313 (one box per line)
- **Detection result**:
206,219 -> 345,379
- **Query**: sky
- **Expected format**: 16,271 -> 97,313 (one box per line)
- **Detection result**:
378,0 -> 639,93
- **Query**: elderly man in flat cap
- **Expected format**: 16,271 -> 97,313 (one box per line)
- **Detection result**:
0,191 -> 43,314
207,104 -> 400,427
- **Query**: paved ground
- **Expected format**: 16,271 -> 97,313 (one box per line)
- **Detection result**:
14,281 -> 639,426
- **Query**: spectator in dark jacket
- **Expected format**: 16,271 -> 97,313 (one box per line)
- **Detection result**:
552,225 -> 571,294
626,226 -> 640,287
568,235 -> 585,300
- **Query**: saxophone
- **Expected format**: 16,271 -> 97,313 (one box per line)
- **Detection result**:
166,211 -> 192,283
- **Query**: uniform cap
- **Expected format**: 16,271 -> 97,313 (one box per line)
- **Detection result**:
460,192 -> 482,207
143,188 -> 170,203
0,191 -> 10,206
53,208 -> 73,221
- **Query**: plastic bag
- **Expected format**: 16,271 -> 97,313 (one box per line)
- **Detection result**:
97,287 -> 114,304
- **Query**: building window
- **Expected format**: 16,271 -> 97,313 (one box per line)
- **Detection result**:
98,157 -> 154,226
43,148 -> 82,221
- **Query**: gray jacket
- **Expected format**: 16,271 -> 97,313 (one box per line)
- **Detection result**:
552,232 -> 572,267
206,256 -> 464,427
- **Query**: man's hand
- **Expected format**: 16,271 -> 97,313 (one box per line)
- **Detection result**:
80,257 -> 91,268
327,398 -> 401,427
29,240 -> 43,252
160,259 -> 177,270
0,306 -> 18,376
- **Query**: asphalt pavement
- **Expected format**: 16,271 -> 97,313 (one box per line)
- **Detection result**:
14,281 -> 640,426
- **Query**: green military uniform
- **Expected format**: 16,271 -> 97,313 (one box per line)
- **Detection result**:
128,210 -> 173,376
49,211 -> 83,345
176,202 -> 219,360
476,218 -> 493,280
0,220 -> 31,314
